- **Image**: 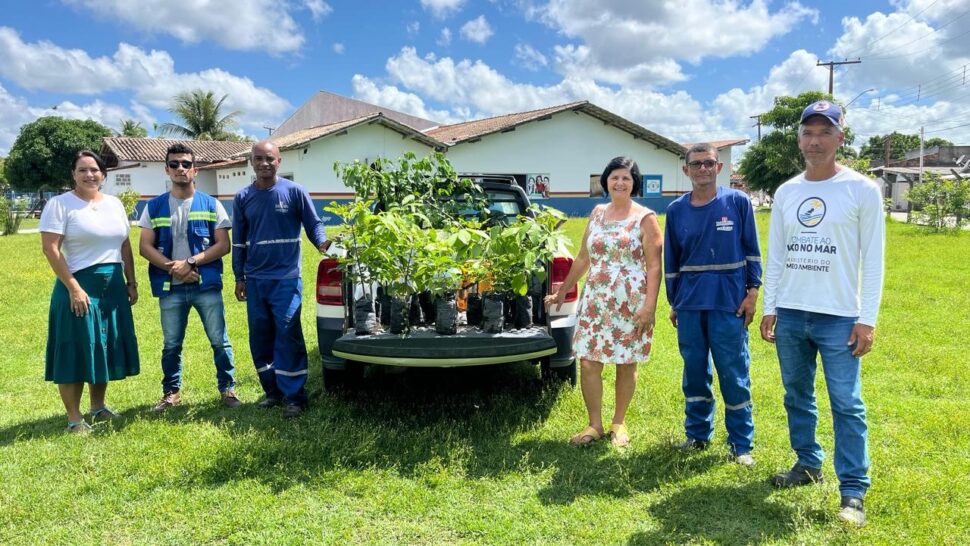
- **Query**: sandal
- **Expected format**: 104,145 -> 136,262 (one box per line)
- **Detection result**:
66,421 -> 92,434
89,407 -> 120,421
609,423 -> 631,448
569,425 -> 604,446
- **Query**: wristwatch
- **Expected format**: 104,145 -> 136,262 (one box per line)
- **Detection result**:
186,257 -> 198,268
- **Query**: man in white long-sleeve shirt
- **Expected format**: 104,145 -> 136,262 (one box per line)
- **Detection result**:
760,100 -> 885,528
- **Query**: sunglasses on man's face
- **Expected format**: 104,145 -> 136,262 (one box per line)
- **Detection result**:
167,160 -> 194,169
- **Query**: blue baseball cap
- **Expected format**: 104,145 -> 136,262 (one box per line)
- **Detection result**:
800,100 -> 843,127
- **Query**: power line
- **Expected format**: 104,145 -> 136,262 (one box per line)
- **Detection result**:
865,10 -> 970,60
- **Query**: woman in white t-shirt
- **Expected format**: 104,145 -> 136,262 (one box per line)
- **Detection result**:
39,150 -> 140,433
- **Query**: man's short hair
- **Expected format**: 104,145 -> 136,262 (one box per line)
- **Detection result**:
166,142 -> 195,163
685,143 -> 718,164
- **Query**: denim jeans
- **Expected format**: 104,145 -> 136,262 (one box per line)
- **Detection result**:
677,310 -> 754,455
159,284 -> 235,393
774,308 -> 870,499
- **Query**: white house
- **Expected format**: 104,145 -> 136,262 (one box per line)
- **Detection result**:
100,94 -> 749,218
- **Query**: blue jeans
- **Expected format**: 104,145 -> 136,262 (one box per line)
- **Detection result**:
677,310 -> 754,454
245,278 -> 308,405
774,308 -> 870,499
159,284 -> 235,393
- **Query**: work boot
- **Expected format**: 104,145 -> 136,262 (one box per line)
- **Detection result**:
256,396 -> 282,409
153,391 -> 182,412
837,496 -> 866,527
771,462 -> 823,488
676,438 -> 709,451
282,402 -> 304,419
221,389 -> 242,409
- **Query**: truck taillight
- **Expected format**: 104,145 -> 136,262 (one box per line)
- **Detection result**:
316,258 -> 342,305
551,257 -> 577,303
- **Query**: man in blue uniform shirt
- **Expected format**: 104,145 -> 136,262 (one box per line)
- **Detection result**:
664,142 -> 762,466
232,140 -> 330,418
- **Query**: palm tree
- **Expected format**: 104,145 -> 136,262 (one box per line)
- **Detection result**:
119,119 -> 148,138
157,90 -> 242,141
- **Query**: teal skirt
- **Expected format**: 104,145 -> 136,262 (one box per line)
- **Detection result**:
45,263 -> 140,384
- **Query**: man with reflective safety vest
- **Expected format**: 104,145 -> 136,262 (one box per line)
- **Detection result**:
139,143 -> 239,411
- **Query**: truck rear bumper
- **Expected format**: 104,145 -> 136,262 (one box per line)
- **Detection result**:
331,326 -> 557,367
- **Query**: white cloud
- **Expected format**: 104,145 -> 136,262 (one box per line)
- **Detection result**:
438,27 -> 453,46
0,27 -> 290,132
350,75 -> 455,123
304,0 -> 333,21
514,43 -> 547,71
407,21 -> 421,36
421,0 -> 465,19
64,0 -> 305,53
333,43 -> 345,54
460,15 -> 493,44
536,0 -> 818,86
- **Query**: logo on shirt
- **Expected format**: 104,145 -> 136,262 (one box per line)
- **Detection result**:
797,198 -> 826,228
275,199 -> 289,214
715,216 -> 734,231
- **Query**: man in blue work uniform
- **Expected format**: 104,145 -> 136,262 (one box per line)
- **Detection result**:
664,142 -> 762,466
232,140 -> 330,418
140,143 -> 239,411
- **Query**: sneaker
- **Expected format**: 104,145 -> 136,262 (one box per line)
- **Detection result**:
838,496 -> 866,527
153,391 -> 182,412
256,396 -> 282,409
282,402 -> 304,419
221,389 -> 242,409
88,406 -> 120,421
676,438 -> 709,451
733,453 -> 756,467
771,462 -> 823,488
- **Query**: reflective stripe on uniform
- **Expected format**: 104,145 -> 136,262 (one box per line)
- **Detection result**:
162,281 -> 170,291
255,363 -> 273,373
745,256 -> 761,262
679,260 -> 746,273
275,369 -> 308,377
254,238 -> 301,246
665,272 -> 680,279
725,400 -> 752,411
686,396 -> 714,403
187,211 -> 218,221
150,217 -> 171,228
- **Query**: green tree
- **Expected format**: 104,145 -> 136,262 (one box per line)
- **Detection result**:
737,92 -> 856,195
4,116 -> 113,192
858,133 -> 951,162
906,173 -> 970,231
0,157 -> 7,190
119,119 -> 148,138
156,90 -> 243,141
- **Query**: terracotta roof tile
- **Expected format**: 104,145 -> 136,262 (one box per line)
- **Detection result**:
100,137 -> 251,165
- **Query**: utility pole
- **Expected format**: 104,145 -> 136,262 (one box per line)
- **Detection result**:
919,126 -> 925,185
884,134 -> 892,166
817,59 -> 861,95
750,114 -> 763,141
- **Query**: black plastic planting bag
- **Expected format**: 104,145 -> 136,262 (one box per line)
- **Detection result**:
482,293 -> 505,333
466,293 -> 483,327
354,294 -> 379,335
389,296 -> 410,334
435,293 -> 459,335
513,293 -> 533,329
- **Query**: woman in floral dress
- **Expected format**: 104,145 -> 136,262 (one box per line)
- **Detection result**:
545,156 -> 663,447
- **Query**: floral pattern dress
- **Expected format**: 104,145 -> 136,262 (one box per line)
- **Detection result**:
573,204 -> 655,364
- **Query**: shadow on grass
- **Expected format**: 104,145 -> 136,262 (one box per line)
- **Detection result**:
626,482 -> 803,546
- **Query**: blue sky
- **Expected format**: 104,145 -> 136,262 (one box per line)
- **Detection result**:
2,0 -> 969,156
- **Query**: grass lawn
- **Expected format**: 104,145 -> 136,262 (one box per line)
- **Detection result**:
1,214 -> 967,545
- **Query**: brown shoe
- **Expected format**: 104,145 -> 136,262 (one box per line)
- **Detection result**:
153,391 -> 181,412
221,389 -> 242,408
